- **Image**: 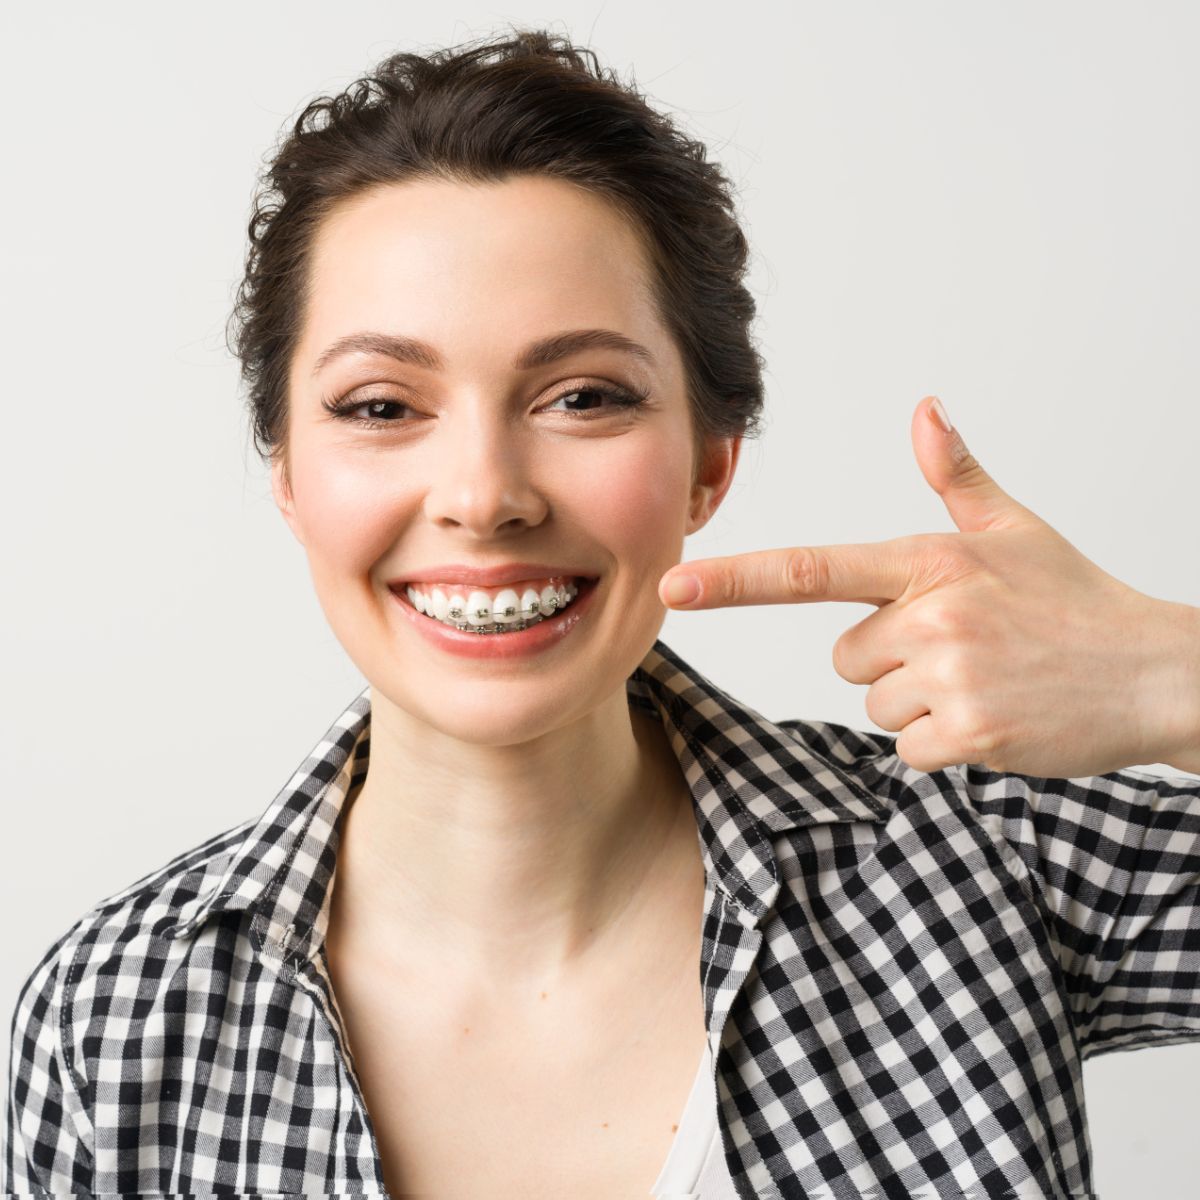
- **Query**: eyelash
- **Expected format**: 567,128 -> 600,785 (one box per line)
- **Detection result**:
320,382 -> 650,430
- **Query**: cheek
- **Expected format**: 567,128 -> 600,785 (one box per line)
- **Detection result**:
580,437 -> 692,555
291,449 -> 407,574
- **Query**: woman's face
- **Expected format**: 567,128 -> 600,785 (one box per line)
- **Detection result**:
274,174 -> 739,746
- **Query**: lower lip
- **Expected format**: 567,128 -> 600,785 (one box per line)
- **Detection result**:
389,578 -> 601,660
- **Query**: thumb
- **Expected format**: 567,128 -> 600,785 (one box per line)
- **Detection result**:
913,395 -> 1041,533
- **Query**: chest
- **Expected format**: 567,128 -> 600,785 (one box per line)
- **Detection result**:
322,944 -> 708,1198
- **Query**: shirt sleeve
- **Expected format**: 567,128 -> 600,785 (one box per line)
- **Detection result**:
4,932 -> 94,1196
951,759 -> 1200,1058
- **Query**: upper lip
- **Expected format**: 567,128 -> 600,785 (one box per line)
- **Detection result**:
389,563 -> 599,589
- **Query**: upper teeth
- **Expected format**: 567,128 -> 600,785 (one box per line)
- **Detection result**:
405,577 -> 580,627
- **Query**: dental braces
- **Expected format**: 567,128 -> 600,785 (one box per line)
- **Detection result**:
444,592 -> 564,633
447,594 -> 559,622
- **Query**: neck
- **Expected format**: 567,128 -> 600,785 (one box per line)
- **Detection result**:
326,680 -> 702,990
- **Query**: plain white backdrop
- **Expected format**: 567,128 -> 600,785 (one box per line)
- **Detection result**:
3,2 -> 1198,1194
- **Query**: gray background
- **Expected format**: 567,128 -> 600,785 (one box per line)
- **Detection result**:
3,2 -> 1197,1194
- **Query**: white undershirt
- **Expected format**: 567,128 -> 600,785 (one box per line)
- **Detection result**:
650,1040 -> 741,1198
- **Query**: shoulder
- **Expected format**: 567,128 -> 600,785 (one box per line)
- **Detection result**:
772,713 -> 942,807
774,714 -> 899,771
772,715 -> 1200,902
9,815 -> 255,1058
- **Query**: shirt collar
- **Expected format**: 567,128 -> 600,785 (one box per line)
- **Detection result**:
162,638 -> 888,952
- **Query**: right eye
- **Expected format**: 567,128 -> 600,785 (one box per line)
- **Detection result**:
322,397 -> 414,428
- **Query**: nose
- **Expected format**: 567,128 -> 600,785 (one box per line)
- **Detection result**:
421,412 -> 549,538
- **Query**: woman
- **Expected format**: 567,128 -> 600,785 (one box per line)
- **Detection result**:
6,27 -> 1199,1200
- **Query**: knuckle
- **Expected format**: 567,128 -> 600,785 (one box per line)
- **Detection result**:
918,597 -> 970,638
831,630 -> 864,681
930,649 -> 975,693
831,637 -> 850,679
894,731 -> 940,774
863,686 -> 890,730
785,547 -> 829,597
928,654 -> 957,692
951,705 -> 1001,764
915,533 -> 976,585
717,568 -> 744,605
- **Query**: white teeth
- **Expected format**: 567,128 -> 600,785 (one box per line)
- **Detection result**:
404,578 -> 585,632
466,590 -> 494,628
492,588 -> 521,625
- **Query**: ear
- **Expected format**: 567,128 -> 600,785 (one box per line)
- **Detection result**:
685,435 -> 741,536
270,455 -> 306,547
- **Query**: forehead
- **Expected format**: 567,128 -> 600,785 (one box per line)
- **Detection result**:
296,175 -> 665,368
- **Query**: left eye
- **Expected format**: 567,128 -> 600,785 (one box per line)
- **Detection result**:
545,385 -> 647,415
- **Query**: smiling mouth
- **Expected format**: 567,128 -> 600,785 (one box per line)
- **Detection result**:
391,576 -> 599,634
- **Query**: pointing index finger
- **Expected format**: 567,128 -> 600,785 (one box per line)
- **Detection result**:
660,542 -> 913,609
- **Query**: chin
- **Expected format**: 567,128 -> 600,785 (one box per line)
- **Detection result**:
415,689 -> 597,748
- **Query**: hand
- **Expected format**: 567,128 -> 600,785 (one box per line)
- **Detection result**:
658,396 -> 1196,778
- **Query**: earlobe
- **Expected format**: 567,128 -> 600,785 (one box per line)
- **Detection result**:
270,457 -> 305,546
686,435 -> 742,535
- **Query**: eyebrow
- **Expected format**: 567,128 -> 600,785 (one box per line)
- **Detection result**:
311,328 -> 657,376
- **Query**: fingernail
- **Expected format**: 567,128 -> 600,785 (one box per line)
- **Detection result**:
928,396 -> 954,433
662,574 -> 701,606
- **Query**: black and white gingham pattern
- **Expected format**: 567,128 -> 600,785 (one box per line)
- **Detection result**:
6,638 -> 1200,1197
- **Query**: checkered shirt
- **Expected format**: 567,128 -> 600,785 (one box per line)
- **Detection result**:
6,638 -> 1200,1198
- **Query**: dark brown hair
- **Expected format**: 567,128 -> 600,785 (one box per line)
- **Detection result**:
228,26 -> 766,486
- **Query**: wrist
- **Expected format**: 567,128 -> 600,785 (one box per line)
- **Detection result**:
1146,598 -> 1200,776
